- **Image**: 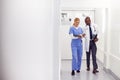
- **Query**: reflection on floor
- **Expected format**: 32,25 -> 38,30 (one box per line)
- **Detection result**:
61,60 -> 116,80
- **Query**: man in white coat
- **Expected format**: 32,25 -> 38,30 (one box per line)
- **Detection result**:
83,17 -> 99,74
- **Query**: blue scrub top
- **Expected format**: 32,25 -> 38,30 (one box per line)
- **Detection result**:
69,26 -> 83,46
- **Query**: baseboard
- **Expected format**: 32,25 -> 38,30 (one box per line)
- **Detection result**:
103,67 -> 120,80
98,58 -> 120,80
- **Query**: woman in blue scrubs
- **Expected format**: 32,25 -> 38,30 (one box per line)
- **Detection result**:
69,18 -> 85,76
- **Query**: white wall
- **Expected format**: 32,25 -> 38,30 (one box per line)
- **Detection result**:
94,0 -> 120,78
95,8 -> 106,63
108,8 -> 120,78
0,0 -> 60,80
95,8 -> 120,79
61,0 -> 110,8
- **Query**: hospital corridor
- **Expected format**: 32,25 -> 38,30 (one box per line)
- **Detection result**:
0,0 -> 120,80
60,8 -> 120,80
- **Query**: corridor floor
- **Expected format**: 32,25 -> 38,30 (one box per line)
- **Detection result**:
61,60 -> 116,80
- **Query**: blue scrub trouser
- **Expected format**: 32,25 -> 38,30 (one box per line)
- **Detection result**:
71,46 -> 82,71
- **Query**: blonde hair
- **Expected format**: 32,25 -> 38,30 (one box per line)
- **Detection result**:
74,18 -> 80,22
73,18 -> 80,25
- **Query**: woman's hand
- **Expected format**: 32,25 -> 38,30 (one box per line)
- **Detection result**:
74,34 -> 85,38
77,34 -> 86,38
78,35 -> 82,38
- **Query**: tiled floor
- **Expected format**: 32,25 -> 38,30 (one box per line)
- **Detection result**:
61,60 -> 116,80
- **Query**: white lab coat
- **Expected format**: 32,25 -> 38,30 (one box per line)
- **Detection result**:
83,23 -> 99,52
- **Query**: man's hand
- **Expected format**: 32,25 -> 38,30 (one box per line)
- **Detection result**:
94,38 -> 98,42
82,33 -> 86,37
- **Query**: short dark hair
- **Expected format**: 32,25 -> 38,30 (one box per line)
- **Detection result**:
85,16 -> 90,21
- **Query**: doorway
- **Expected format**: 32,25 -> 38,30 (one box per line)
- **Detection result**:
60,9 -> 95,60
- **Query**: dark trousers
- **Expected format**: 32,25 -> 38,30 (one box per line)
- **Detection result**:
86,41 -> 98,69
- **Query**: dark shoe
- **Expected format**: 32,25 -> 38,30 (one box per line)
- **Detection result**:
76,70 -> 80,73
93,69 -> 99,74
95,69 -> 99,73
71,70 -> 75,76
86,67 -> 90,71
93,70 -> 96,74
